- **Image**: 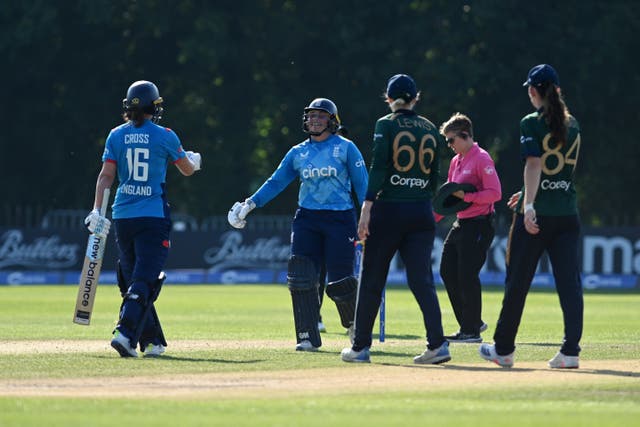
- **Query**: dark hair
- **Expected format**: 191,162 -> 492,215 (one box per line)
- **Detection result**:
123,110 -> 147,127
535,83 -> 570,146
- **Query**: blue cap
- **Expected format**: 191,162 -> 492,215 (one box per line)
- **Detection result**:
523,64 -> 560,87
386,74 -> 417,100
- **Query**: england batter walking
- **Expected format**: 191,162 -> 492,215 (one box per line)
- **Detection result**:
341,74 -> 450,364
228,98 -> 368,351
87,80 -> 202,357
479,64 -> 583,368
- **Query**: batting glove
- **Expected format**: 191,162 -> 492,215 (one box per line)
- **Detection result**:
238,198 -> 256,220
84,209 -> 111,237
227,199 -> 256,229
186,151 -> 202,171
228,202 -> 245,229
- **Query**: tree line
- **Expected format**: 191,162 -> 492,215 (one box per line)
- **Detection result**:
2,1 -> 638,226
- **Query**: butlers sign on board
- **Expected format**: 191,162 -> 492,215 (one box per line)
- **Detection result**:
0,226 -> 638,289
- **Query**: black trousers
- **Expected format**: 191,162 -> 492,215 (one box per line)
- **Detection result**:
494,213 -> 583,356
353,200 -> 445,351
440,215 -> 494,334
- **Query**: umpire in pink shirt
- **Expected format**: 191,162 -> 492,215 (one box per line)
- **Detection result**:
438,113 -> 502,343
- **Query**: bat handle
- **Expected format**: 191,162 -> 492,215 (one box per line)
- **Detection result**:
100,188 -> 111,216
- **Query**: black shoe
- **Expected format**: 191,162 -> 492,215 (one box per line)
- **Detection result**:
446,332 -> 482,343
445,322 -> 488,340
444,331 -> 460,340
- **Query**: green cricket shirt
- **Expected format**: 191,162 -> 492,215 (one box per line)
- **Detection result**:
517,110 -> 581,216
366,110 -> 442,202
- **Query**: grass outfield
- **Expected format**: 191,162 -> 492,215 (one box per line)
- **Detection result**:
0,284 -> 638,427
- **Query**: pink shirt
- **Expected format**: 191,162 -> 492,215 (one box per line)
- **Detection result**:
447,142 -> 501,219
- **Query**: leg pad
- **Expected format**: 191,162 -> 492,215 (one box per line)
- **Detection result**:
326,276 -> 358,329
287,255 -> 321,347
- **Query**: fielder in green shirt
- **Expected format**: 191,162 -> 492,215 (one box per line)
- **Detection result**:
517,108 -> 581,216
480,64 -> 584,370
367,107 -> 441,201
341,74 -> 450,365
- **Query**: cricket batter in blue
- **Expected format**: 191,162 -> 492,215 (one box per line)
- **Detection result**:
86,80 -> 202,358
479,64 -> 583,369
228,98 -> 368,351
341,74 -> 451,364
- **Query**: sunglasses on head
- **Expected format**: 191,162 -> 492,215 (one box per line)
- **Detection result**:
446,132 -> 468,144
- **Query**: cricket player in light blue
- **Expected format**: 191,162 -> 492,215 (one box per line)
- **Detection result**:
86,80 -> 202,358
228,98 -> 368,351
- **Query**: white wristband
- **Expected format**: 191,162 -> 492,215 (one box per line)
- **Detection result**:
524,203 -> 534,213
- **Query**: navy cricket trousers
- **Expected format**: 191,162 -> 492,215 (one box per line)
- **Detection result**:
114,217 -> 171,339
290,208 -> 358,283
353,200 -> 445,351
494,213 -> 583,356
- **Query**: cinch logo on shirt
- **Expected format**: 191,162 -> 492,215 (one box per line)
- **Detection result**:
541,179 -> 571,191
302,165 -> 338,179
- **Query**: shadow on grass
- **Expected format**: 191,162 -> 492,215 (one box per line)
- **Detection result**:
375,334 -> 422,340
517,342 -> 558,347
376,362 -> 639,378
325,333 -> 421,341
93,354 -> 263,363
151,355 -> 263,363
376,362 -> 534,371
370,350 -> 421,359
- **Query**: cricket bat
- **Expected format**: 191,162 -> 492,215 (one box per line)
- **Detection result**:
73,188 -> 110,325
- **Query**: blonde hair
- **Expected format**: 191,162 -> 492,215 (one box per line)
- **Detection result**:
387,92 -> 420,112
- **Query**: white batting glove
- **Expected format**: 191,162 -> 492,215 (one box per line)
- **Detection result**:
238,198 -> 256,220
227,199 -> 256,229
84,209 -> 111,237
186,151 -> 202,171
228,202 -> 245,229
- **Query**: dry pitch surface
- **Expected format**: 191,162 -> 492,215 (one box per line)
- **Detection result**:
1,339 -> 638,399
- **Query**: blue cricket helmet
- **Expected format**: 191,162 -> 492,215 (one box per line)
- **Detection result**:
302,98 -> 341,135
122,80 -> 164,123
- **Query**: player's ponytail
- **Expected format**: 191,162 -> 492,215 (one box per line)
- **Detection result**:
538,83 -> 570,146
387,92 -> 421,112
122,110 -> 146,127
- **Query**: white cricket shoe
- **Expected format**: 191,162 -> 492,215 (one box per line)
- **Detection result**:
548,351 -> 579,369
341,347 -> 370,363
478,343 -> 513,368
413,341 -> 451,365
143,344 -> 166,357
111,331 -> 138,358
295,340 -> 319,352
